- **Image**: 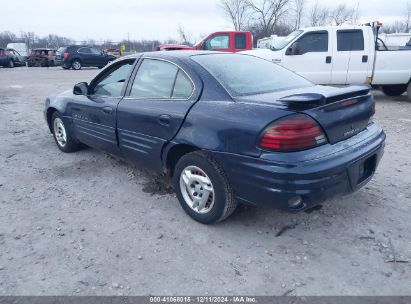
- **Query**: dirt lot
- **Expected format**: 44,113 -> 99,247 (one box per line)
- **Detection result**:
0,66 -> 410,296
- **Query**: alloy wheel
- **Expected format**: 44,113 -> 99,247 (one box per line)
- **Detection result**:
53,117 -> 67,147
179,165 -> 215,214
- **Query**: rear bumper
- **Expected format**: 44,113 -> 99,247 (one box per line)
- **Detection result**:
0,57 -> 9,65
211,122 -> 385,211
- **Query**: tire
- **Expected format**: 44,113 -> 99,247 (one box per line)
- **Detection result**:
172,151 -> 237,224
51,112 -> 82,153
71,60 -> 82,70
8,60 -> 14,68
381,85 -> 407,97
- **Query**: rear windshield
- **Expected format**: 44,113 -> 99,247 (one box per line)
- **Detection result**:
57,47 -> 66,54
192,54 -> 312,96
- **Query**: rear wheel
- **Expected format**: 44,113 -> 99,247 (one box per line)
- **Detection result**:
8,60 -> 14,68
381,85 -> 407,97
172,151 -> 237,224
72,60 -> 82,70
51,112 -> 82,153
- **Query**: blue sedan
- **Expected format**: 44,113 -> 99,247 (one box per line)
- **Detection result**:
44,51 -> 385,224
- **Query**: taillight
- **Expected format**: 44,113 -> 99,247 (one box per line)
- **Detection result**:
63,51 -> 69,59
0,52 -> 5,56
258,114 -> 327,152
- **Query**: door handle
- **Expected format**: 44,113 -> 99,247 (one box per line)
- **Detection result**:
326,56 -> 332,64
362,55 -> 368,63
102,106 -> 113,114
158,114 -> 171,126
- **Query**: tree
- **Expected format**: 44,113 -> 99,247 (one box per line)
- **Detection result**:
309,2 -> 330,27
246,0 -> 291,37
293,0 -> 305,30
219,0 -> 250,30
330,4 -> 355,26
177,25 -> 192,45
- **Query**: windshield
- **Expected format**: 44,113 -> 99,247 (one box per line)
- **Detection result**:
192,53 -> 313,97
272,30 -> 303,50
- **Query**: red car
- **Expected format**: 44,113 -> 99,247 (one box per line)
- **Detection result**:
159,31 -> 253,52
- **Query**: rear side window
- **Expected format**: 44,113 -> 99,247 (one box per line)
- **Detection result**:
235,34 -> 247,49
337,30 -> 364,51
130,59 -> 193,99
78,47 -> 91,54
172,70 -> 193,99
203,34 -> 230,50
295,31 -> 328,54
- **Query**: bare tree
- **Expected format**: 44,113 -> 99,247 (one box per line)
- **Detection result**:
219,0 -> 250,30
246,0 -> 291,37
309,2 -> 330,26
330,4 -> 355,26
293,0 -> 305,30
177,25 -> 192,45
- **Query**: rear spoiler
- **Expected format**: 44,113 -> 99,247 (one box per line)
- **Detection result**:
278,85 -> 371,110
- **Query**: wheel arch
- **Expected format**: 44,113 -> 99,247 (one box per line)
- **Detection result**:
164,143 -> 201,177
46,107 -> 58,133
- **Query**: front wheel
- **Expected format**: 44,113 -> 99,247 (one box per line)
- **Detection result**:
381,85 -> 407,97
172,151 -> 237,224
51,112 -> 82,153
407,82 -> 411,102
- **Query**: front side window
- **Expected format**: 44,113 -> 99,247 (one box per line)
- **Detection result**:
78,47 -> 91,54
90,48 -> 102,55
91,59 -> 135,96
294,32 -> 328,54
337,30 -> 364,51
130,59 -> 193,99
192,54 -> 312,97
203,34 -> 230,50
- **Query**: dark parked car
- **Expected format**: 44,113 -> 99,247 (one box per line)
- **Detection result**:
61,46 -> 116,70
54,47 -> 66,66
44,52 -> 385,224
0,48 -> 25,67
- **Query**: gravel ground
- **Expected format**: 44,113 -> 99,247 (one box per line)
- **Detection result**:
0,66 -> 410,296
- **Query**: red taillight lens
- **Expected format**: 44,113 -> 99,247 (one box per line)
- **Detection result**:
259,114 -> 327,152
63,51 -> 69,59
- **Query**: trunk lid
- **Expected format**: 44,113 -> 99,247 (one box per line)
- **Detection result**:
235,85 -> 374,145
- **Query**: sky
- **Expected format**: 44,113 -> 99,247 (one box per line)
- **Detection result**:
0,0 -> 409,42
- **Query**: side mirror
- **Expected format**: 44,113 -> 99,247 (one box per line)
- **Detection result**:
73,82 -> 89,95
286,42 -> 300,56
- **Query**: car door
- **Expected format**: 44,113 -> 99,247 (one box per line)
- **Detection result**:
90,47 -> 105,66
70,58 -> 136,154
77,47 -> 93,66
117,57 -> 200,171
335,29 -> 370,84
202,34 -> 231,52
281,31 -> 332,85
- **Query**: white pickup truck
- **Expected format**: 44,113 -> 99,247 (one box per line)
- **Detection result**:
244,24 -> 411,100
